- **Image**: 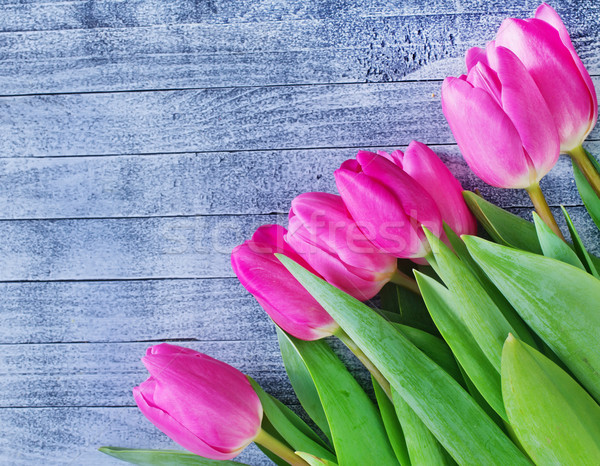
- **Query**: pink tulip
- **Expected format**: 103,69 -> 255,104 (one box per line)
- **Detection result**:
473,3 -> 596,152
378,141 -> 477,238
133,343 -> 262,460
231,224 -> 339,340
286,192 -> 398,300
442,44 -> 560,189
334,150 -> 443,259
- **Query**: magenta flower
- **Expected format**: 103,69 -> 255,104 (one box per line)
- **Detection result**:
334,150 -> 444,259
133,343 -> 262,460
231,224 -> 339,340
378,141 -> 477,238
442,44 -> 560,189
286,192 -> 398,300
483,3 -> 597,152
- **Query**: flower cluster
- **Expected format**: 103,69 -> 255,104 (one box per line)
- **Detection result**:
102,5 -> 600,466
232,141 -> 477,340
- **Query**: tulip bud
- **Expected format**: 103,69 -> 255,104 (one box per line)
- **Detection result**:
231,224 -> 339,340
286,192 -> 398,300
334,150 -> 443,259
442,44 -> 560,189
487,3 -> 597,152
378,141 -> 477,237
133,343 -> 262,460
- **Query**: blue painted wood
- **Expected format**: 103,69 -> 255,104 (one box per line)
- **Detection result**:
0,1 -> 598,465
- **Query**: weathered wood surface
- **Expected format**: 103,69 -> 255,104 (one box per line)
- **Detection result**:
0,149 -> 591,220
0,79 -> 599,158
0,1 -> 596,94
1,0 -> 599,464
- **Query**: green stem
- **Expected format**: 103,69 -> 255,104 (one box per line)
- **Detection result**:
335,328 -> 392,400
389,269 -> 421,295
525,182 -> 565,241
568,145 -> 600,198
254,429 -> 309,466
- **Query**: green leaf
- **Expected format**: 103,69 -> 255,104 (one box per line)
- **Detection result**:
415,272 -> 506,421
464,236 -> 600,402
561,206 -> 600,278
443,223 -> 537,349
277,254 -> 529,466
372,377 -> 411,466
463,191 -> 600,271
573,147 -> 600,230
380,283 -> 437,334
393,323 -> 463,386
247,378 -> 335,462
456,363 -> 504,428
392,389 -> 454,466
295,452 -> 338,466
462,191 -> 541,253
533,212 -> 585,270
277,331 -> 398,466
98,448 -> 247,466
502,335 -> 600,465
277,328 -> 332,443
424,230 -> 519,372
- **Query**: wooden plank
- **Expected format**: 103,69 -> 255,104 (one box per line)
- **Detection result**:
0,278 -> 273,344
0,406 -> 272,465
1,205 -> 597,282
0,79 -> 598,157
0,3 -> 596,93
0,147 -> 588,219
0,339 -> 368,406
0,0 -> 558,33
0,340 -> 292,407
0,214 -> 282,281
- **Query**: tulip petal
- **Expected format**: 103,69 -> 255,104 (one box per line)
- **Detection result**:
495,17 -> 593,150
535,3 -> 597,135
134,381 -> 243,460
465,46 -> 488,71
441,77 -> 533,189
356,152 -> 443,238
486,45 -> 560,180
335,167 -> 426,258
288,192 -> 396,277
288,238 -> 386,300
141,353 -> 263,452
231,225 -> 338,341
402,141 -> 477,236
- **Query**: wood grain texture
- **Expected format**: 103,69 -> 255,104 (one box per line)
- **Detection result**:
0,79 -> 598,158
0,214 -> 280,280
0,338 -> 367,408
0,148 -> 590,219
0,278 -> 271,344
1,205 -> 597,283
0,1 -> 596,94
0,407 -> 272,465
1,0 -> 599,464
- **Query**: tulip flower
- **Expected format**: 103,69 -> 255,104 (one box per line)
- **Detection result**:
471,3 -> 600,197
231,224 -> 339,340
133,343 -> 262,460
286,192 -> 400,300
334,150 -> 444,260
378,141 -> 477,239
442,45 -> 564,237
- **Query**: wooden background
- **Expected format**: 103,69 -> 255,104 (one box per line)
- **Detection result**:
0,0 -> 598,464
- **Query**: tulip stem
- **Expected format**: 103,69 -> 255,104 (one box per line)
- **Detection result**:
254,429 -> 310,466
526,183 -> 565,241
336,328 -> 392,400
390,269 -> 421,295
568,145 -> 600,198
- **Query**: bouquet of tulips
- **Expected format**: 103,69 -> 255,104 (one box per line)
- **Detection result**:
101,4 -> 600,465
